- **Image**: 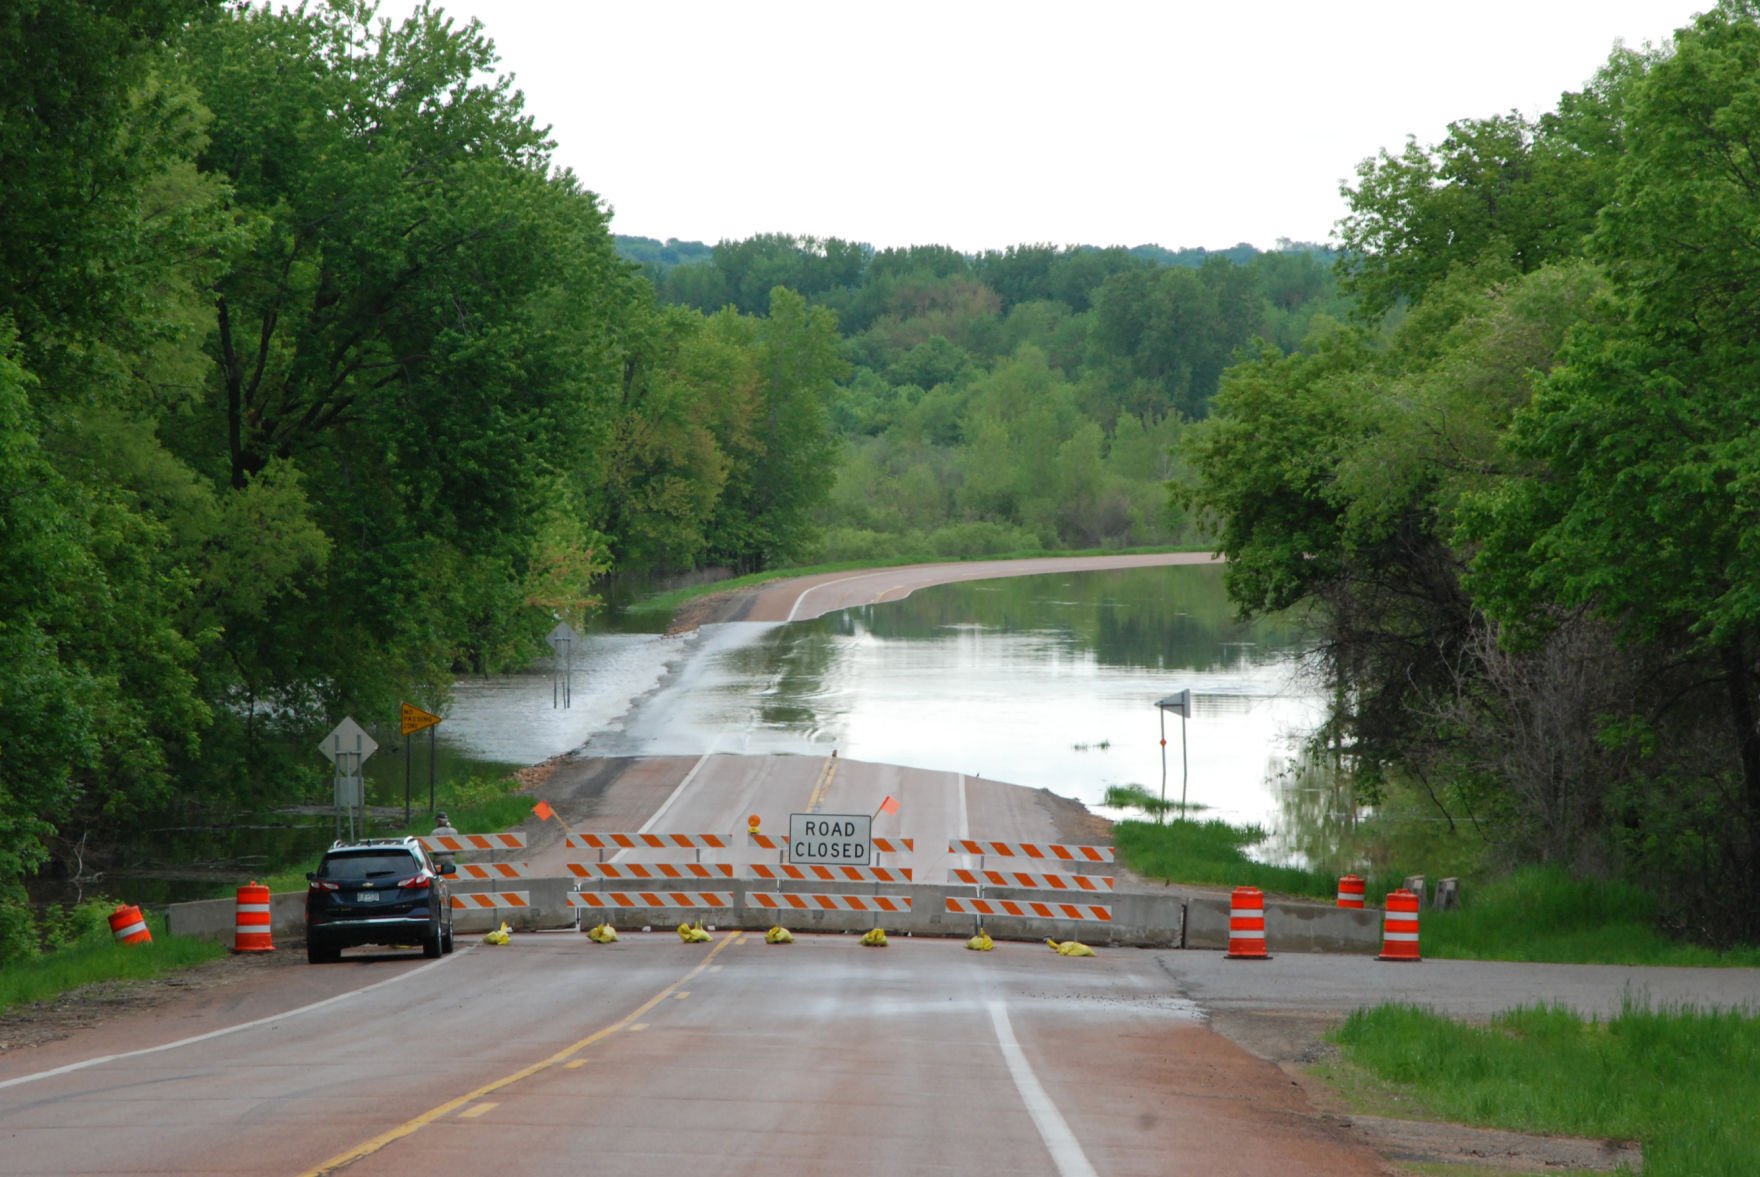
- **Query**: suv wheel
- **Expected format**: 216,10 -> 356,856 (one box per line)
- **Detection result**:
307,940 -> 340,964
422,927 -> 443,959
441,925 -> 455,955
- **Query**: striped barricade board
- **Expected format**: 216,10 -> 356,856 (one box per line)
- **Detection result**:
748,863 -> 913,883
566,862 -> 736,881
449,862 -> 535,881
747,834 -> 914,856
946,896 -> 1112,922
565,833 -> 733,852
450,891 -> 530,910
947,840 -> 1113,864
565,891 -> 734,910
948,868 -> 1114,892
420,832 -> 526,854
748,892 -> 913,915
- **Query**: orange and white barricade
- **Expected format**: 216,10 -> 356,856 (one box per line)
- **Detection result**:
949,839 -> 1113,864
109,903 -> 151,946
565,833 -> 733,853
1225,886 -> 1269,959
946,897 -> 1112,922
233,882 -> 274,952
1378,889 -> 1421,961
1336,874 -> 1366,908
449,862 -> 536,881
749,893 -> 912,915
749,863 -> 913,884
449,891 -> 530,911
949,868 -> 1112,893
566,891 -> 733,911
945,840 -> 1115,927
418,832 -> 525,857
566,862 -> 735,881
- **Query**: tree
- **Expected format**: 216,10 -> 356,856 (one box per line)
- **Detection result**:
702,289 -> 846,568
1461,1 -> 1760,937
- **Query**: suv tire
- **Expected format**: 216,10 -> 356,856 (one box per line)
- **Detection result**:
307,940 -> 341,964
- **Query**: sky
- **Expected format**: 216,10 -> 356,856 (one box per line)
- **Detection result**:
370,1 -> 1707,254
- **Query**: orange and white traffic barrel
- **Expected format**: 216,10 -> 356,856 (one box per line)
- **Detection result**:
233,881 -> 274,953
109,904 -> 152,946
1336,874 -> 1366,908
1225,886 -> 1269,959
1378,888 -> 1421,961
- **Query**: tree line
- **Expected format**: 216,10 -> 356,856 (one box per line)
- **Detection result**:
1181,0 -> 1760,943
633,234 -> 1343,558
0,0 -> 847,938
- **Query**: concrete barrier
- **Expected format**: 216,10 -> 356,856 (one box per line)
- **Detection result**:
168,878 -> 1382,953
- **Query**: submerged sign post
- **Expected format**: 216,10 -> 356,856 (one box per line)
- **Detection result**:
788,813 -> 872,865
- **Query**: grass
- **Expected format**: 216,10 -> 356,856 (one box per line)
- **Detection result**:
0,911 -> 226,1014
1114,816 -> 1760,967
1112,816 -> 1380,901
1419,868 -> 1760,967
1331,1000 -> 1760,1177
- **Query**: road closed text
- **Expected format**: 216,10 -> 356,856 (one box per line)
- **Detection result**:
788,814 -> 872,865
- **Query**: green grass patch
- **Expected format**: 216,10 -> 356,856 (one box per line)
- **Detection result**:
0,912 -> 227,1014
1112,816 -> 1346,899
1333,1000 -> 1760,1177
1116,818 -> 1760,965
1420,868 -> 1760,967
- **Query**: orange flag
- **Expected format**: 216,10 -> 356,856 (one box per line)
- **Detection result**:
532,800 -> 555,822
878,795 -> 900,816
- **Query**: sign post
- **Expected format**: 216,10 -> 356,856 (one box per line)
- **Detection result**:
399,703 -> 443,823
319,717 -> 378,841
787,813 -> 872,865
547,621 -> 580,709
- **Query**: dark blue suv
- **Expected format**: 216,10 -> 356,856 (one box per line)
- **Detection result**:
304,837 -> 455,963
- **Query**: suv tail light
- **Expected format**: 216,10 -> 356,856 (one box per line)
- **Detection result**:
309,879 -> 340,892
396,873 -> 433,890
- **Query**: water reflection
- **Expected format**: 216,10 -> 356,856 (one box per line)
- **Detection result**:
437,564 -> 1323,834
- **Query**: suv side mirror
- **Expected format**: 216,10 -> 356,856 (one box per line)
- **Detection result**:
305,872 -> 317,882
438,862 -> 456,876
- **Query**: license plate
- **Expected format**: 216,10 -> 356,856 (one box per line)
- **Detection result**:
356,891 -> 379,903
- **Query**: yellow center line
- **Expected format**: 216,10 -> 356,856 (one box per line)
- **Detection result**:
300,933 -> 742,1176
805,754 -> 839,813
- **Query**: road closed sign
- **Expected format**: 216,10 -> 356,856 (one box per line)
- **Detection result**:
788,813 -> 871,864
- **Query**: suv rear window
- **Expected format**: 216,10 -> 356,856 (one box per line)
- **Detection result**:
317,851 -> 423,879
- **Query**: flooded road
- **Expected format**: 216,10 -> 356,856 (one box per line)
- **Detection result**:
437,560 -> 1322,831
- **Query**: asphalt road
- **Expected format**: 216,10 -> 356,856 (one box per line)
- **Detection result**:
0,935 -> 1386,1177
6,555 -> 1756,1176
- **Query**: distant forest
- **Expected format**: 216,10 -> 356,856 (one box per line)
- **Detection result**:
615,233 -> 1346,560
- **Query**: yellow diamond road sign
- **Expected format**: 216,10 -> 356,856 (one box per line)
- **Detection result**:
400,702 -> 442,737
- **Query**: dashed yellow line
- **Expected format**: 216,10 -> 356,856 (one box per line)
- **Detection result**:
300,933 -> 740,1176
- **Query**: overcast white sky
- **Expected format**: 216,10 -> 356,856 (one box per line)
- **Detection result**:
371,1 -> 1704,253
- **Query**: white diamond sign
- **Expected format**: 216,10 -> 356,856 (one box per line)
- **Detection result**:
318,716 -> 378,767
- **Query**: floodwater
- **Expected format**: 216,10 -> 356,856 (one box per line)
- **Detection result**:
436,564 -> 1324,832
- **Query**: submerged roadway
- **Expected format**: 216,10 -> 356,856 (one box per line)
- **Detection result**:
3,556 -> 1755,1176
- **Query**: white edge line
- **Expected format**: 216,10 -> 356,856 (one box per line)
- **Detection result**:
0,952 -> 457,1091
784,573 -> 871,623
988,1000 -> 1099,1177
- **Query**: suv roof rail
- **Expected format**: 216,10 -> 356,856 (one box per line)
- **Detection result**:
328,836 -> 423,850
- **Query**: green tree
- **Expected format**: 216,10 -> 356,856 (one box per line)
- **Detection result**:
1462,1 -> 1760,936
703,289 -> 846,568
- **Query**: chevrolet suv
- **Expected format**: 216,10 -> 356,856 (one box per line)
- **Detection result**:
304,837 -> 455,963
